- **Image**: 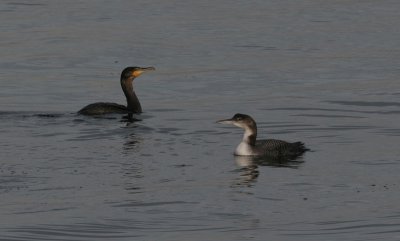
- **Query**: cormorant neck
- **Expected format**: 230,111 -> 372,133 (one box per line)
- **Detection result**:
242,123 -> 257,146
121,77 -> 142,113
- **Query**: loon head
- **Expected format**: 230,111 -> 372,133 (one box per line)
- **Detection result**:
217,113 -> 257,131
120,66 -> 155,83
217,113 -> 258,147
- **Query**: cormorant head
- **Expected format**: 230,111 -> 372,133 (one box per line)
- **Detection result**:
121,66 -> 155,81
217,113 -> 257,130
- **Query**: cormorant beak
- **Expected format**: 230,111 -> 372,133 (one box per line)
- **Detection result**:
216,118 -> 235,125
132,66 -> 156,78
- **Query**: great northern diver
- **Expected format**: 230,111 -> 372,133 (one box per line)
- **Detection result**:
78,66 -> 155,117
217,113 -> 308,157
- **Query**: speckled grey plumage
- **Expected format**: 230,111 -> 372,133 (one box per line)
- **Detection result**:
253,139 -> 308,157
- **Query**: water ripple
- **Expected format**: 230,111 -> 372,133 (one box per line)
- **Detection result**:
2,223 -> 136,241
264,107 -> 400,115
326,100 -> 400,107
111,200 -> 196,208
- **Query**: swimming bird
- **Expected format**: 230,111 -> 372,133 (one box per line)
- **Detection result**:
78,66 -> 155,117
217,113 -> 308,157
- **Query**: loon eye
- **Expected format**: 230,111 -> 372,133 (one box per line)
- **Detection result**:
236,117 -> 242,121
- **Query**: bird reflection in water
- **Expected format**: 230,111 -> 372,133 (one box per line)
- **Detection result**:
121,113 -> 143,123
122,132 -> 142,153
233,155 -> 304,187
233,156 -> 259,187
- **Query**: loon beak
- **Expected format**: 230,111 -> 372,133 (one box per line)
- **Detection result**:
216,118 -> 234,125
132,66 -> 156,78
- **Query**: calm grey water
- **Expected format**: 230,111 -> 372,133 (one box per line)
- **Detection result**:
1,1 -> 400,240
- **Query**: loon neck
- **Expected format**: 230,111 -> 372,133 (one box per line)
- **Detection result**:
121,78 -> 142,113
242,126 -> 257,146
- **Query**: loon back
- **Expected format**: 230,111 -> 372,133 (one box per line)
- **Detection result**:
78,102 -> 128,115
234,139 -> 308,157
256,139 -> 309,157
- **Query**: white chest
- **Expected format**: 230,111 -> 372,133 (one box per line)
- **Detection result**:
234,142 -> 255,156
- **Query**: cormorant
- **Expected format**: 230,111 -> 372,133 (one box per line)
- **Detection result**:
78,66 -> 155,118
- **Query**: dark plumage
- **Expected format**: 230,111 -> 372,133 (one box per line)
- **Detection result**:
78,66 -> 155,116
255,139 -> 308,158
78,102 -> 128,115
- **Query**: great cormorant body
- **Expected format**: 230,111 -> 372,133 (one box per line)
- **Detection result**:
78,66 -> 155,116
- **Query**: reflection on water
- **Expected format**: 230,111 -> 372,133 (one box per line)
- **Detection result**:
233,155 -> 304,187
233,166 -> 259,187
235,155 -> 305,169
122,132 -> 142,152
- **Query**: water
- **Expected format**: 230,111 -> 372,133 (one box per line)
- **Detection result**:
1,0 -> 400,240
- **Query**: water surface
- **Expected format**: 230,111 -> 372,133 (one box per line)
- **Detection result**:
1,1 -> 400,240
